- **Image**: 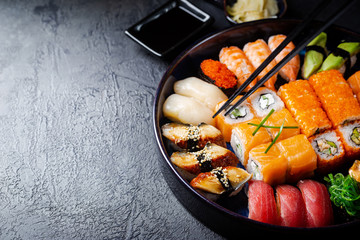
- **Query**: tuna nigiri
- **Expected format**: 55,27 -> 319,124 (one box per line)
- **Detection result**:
275,185 -> 307,227
248,180 -> 279,225
298,180 -> 333,227
243,39 -> 278,90
268,34 -> 300,82
219,46 -> 258,91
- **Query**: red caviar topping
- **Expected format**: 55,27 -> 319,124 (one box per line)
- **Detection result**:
200,59 -> 237,89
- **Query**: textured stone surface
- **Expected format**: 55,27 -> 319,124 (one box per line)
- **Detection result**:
0,0 -> 359,239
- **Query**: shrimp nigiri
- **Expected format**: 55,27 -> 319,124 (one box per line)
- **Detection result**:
243,39 -> 278,91
268,34 -> 300,82
219,46 -> 258,91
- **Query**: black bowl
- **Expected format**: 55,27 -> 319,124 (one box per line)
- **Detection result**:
153,19 -> 360,237
224,0 -> 287,25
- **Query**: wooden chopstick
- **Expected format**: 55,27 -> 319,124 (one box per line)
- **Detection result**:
224,0 -> 356,116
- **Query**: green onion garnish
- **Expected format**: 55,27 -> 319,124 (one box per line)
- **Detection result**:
252,109 -> 275,136
324,173 -> 360,217
264,119 -> 285,154
247,123 -> 299,129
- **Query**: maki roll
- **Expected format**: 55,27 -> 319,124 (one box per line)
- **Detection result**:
336,120 -> 360,160
219,46 -> 258,91
301,32 -> 327,79
190,166 -> 252,201
170,143 -> 239,180
278,80 -> 332,137
276,134 -> 317,183
309,130 -> 345,174
161,122 -> 225,152
247,87 -> 284,118
163,94 -> 215,125
214,95 -> 255,142
309,70 -> 360,127
318,42 -> 360,77
247,143 -> 288,186
199,59 -> 237,96
173,77 -> 227,111
230,118 -> 272,168
263,108 -> 300,141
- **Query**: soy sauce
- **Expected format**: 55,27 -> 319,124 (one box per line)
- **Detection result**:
136,6 -> 205,54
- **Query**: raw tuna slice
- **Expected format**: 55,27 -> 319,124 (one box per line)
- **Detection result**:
275,185 -> 307,227
297,180 -> 333,227
248,180 -> 278,225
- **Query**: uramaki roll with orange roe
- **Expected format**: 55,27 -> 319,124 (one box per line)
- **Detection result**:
278,80 -> 332,138
309,69 -> 360,127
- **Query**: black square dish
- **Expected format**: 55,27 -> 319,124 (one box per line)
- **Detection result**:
125,0 -> 213,57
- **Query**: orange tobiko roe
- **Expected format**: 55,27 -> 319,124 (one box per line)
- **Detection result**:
200,59 -> 237,89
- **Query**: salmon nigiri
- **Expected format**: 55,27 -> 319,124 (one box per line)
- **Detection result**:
268,34 -> 300,82
347,70 -> 360,102
248,180 -> 279,225
219,46 -> 258,91
298,180 -> 333,227
243,39 -> 278,90
275,185 -> 307,227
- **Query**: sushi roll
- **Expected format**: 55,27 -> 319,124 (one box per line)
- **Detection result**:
318,42 -> 360,77
161,122 -> 225,152
248,180 -> 279,225
199,59 -> 237,96
247,143 -> 288,185
219,46 -> 258,91
163,94 -> 215,126
170,143 -> 239,180
275,185 -> 307,227
268,34 -> 300,82
309,70 -> 360,127
243,39 -> 278,91
263,108 -> 300,141
276,134 -> 317,183
230,118 -> 272,167
214,95 -> 255,142
173,77 -> 227,111
336,120 -> 360,160
278,80 -> 332,137
301,32 -> 327,79
247,87 -> 284,118
309,130 -> 346,174
190,166 -> 252,201
298,180 -> 334,227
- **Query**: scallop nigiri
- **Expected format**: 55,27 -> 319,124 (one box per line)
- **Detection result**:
163,94 -> 215,126
298,180 -> 333,227
243,39 -> 278,91
173,77 -> 227,111
268,34 -> 300,82
275,185 -> 307,227
219,46 -> 258,91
